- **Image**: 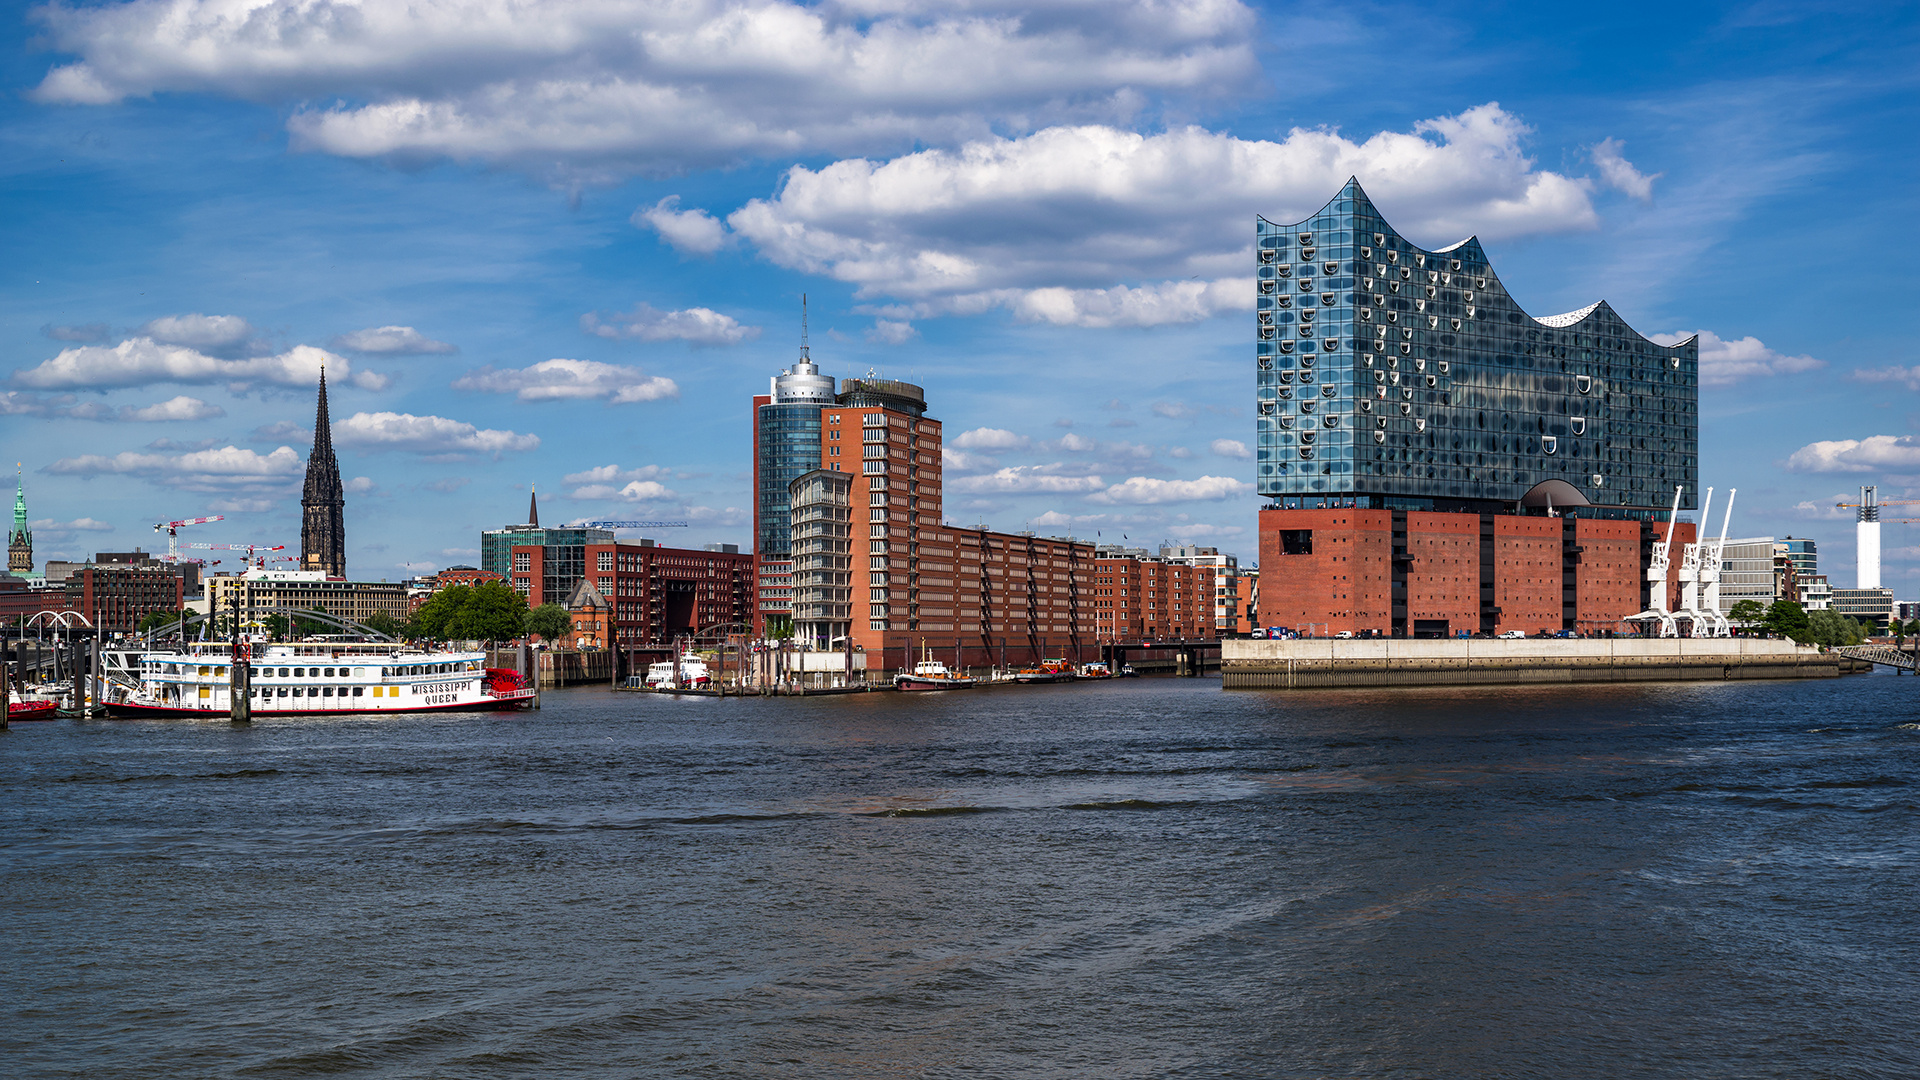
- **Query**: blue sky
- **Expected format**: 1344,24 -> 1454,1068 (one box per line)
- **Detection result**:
3,0 -> 1916,587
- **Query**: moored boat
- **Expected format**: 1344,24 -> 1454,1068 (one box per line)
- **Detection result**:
102,642 -> 535,718
644,659 -> 712,689
1012,659 -> 1074,684
8,696 -> 60,721
1075,662 -> 1113,680
894,654 -> 977,691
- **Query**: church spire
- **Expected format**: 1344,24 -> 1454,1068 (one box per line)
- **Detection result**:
7,464 -> 30,575
529,484 -> 539,527
300,368 -> 347,578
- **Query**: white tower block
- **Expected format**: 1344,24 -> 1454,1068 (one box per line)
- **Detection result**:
1858,485 -> 1881,589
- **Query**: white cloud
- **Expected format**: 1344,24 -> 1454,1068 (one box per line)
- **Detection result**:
250,420 -> 312,443
333,412 -> 539,456
1651,329 -> 1823,387
941,448 -> 996,471
950,466 -> 1106,494
1590,138 -> 1660,202
1847,366 -> 1920,392
563,464 -> 672,486
1784,436 -> 1920,474
578,304 -> 759,345
952,427 -> 1030,450
120,396 -> 226,422
1790,497 -> 1853,520
1057,432 -> 1095,451
866,319 -> 918,345
45,444 -> 304,491
635,196 -> 729,255
345,476 -> 377,494
687,505 -> 748,526
726,104 -> 1597,327
14,338 -> 384,391
330,325 -> 457,355
1153,401 -> 1197,419
1168,446 -> 1195,459
140,313 -> 258,354
452,359 -> 679,403
32,0 -> 1255,178
1210,438 -> 1250,459
425,478 -> 472,493
29,517 -> 113,533
1086,475 -> 1252,504
43,323 -> 111,343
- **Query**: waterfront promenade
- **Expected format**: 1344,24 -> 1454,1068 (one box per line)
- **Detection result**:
1223,636 -> 1848,688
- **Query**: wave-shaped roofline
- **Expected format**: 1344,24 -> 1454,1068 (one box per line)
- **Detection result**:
1260,178 -> 1696,351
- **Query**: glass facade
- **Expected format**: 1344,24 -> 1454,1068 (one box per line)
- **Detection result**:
757,403 -> 823,558
1256,180 -> 1699,513
480,524 -> 615,599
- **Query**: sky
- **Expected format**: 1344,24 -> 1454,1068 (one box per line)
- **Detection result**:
3,0 -> 1917,588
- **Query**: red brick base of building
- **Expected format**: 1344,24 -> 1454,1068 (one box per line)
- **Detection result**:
1257,507 -> 1691,638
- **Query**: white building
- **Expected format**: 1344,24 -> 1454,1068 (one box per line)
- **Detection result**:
1158,543 -> 1242,634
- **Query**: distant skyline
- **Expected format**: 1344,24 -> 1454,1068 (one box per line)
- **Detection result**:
3,1 -> 1917,586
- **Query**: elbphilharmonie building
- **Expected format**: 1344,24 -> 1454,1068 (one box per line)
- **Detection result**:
1256,179 -> 1697,516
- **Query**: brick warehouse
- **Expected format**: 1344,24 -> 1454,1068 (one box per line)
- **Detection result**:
1257,508 -> 1696,637
511,540 -> 754,646
1253,180 -> 1702,637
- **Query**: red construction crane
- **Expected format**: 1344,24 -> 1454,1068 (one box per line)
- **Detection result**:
152,515 -> 225,562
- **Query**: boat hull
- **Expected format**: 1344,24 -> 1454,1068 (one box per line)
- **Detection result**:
7,701 -> 61,721
894,676 -> 977,691
102,691 -> 536,720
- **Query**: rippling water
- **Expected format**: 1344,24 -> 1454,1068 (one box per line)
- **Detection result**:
4,673 -> 1917,1078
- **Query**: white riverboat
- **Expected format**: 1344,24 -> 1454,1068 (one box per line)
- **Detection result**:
102,642 -> 536,718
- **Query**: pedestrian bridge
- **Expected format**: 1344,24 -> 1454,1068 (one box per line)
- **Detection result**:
1829,645 -> 1920,672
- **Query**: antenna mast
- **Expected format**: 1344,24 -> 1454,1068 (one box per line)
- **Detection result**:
800,293 -> 810,362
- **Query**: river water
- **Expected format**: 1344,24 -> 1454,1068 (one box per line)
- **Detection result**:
3,673 -> 1916,1078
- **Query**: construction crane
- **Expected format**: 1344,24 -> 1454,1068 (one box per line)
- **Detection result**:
188,542 -> 286,560
581,520 -> 690,529
153,515 -> 225,561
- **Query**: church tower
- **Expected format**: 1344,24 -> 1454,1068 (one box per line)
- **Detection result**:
7,467 -> 30,574
300,371 -> 347,578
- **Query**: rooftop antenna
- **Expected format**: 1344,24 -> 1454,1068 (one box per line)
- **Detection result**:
800,294 -> 809,363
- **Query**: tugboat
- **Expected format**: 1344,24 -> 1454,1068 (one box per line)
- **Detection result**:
1012,658 -> 1074,684
102,641 -> 535,718
1075,661 -> 1114,680
894,645 -> 978,691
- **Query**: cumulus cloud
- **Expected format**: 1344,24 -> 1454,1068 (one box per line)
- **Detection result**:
952,427 -> 1030,450
330,325 -> 456,355
14,337 -> 384,391
950,466 -> 1105,494
140,313 -> 259,355
726,104 -> 1598,327
45,444 -> 304,491
1651,329 -> 1823,388
1784,436 -> 1920,474
578,304 -> 759,345
564,464 -> 676,499
1847,365 -> 1920,392
333,412 -> 539,456
1590,138 -> 1659,202
1210,438 -> 1250,459
119,396 -> 226,422
29,517 -> 113,533
452,359 -> 679,403
866,319 -> 918,345
1153,401 -> 1197,419
0,391 -> 225,422
32,0 -> 1255,178
635,196 -> 729,255
1057,432 -> 1096,451
249,420 -> 311,444
1086,475 -> 1253,504
345,476 -> 377,494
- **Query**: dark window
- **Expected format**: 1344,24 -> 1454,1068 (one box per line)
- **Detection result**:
1280,530 -> 1314,556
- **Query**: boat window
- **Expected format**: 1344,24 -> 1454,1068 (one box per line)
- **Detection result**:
352,687 -> 364,697
324,667 -> 335,677
293,687 -> 303,697
323,687 -> 334,697
279,668 -> 290,677
294,668 -> 305,678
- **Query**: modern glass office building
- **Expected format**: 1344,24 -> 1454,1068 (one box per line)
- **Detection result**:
1256,179 -> 1698,516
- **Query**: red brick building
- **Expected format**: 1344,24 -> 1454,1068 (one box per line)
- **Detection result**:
63,565 -> 185,635
1258,507 -> 1694,638
1091,555 -> 1217,642
512,540 -> 753,647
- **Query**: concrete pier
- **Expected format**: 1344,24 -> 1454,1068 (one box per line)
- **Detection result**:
1221,637 -> 1848,689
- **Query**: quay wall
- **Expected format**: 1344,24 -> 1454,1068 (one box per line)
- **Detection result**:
1221,638 -> 1845,689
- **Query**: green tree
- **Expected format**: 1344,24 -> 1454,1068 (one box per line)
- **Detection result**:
261,613 -> 290,641
1763,600 -> 1811,643
450,580 -> 528,642
411,584 -> 470,640
1727,600 -> 1765,628
139,609 -> 186,634
290,604 -> 332,638
525,603 -> 572,642
763,614 -> 794,640
361,611 -> 408,640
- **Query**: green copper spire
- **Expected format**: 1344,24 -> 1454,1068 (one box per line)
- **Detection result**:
8,464 -> 30,575
12,466 -> 24,535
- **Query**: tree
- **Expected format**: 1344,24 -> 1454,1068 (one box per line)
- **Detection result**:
1727,600 -> 1765,628
415,581 -> 529,643
764,614 -> 794,640
1763,600 -> 1811,643
261,613 -> 290,641
361,611 -> 408,640
525,603 -> 572,642
139,609 -> 185,634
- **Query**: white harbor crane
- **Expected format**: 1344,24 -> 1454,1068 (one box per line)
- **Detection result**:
152,515 -> 224,562
1682,487 -> 1736,637
1627,487 -> 1684,638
